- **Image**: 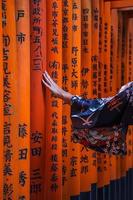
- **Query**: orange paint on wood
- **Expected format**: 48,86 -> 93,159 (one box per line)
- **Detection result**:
30,0 -> 46,199
62,0 -> 72,199
80,0 -> 92,192
0,0 -> 3,199
90,0 -> 100,185
16,1 -> 30,198
3,0 -> 19,199
45,0 -> 62,199
69,0 -> 81,196
111,1 -> 133,9
109,8 -> 118,181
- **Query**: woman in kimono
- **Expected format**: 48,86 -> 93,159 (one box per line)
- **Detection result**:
42,71 -> 133,155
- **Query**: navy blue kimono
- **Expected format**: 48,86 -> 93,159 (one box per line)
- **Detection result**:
70,82 -> 133,155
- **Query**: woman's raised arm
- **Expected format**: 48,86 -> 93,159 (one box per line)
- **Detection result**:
42,70 -> 74,104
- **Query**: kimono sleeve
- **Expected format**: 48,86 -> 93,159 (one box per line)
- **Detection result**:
70,95 -> 111,129
70,87 -> 132,130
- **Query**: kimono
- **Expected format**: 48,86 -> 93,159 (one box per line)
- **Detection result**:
70,82 -> 133,155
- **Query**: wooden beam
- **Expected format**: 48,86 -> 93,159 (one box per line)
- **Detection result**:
111,1 -> 133,9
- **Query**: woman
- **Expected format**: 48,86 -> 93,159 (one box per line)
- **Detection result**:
42,71 -> 133,155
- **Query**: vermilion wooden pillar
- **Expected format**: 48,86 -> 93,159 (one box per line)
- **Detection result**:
16,1 -> 30,199
0,0 -> 3,199
30,0 -> 46,199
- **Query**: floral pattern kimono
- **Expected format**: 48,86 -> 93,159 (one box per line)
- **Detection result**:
70,82 -> 133,155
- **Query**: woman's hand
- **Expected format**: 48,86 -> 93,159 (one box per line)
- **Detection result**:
42,70 -> 73,104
